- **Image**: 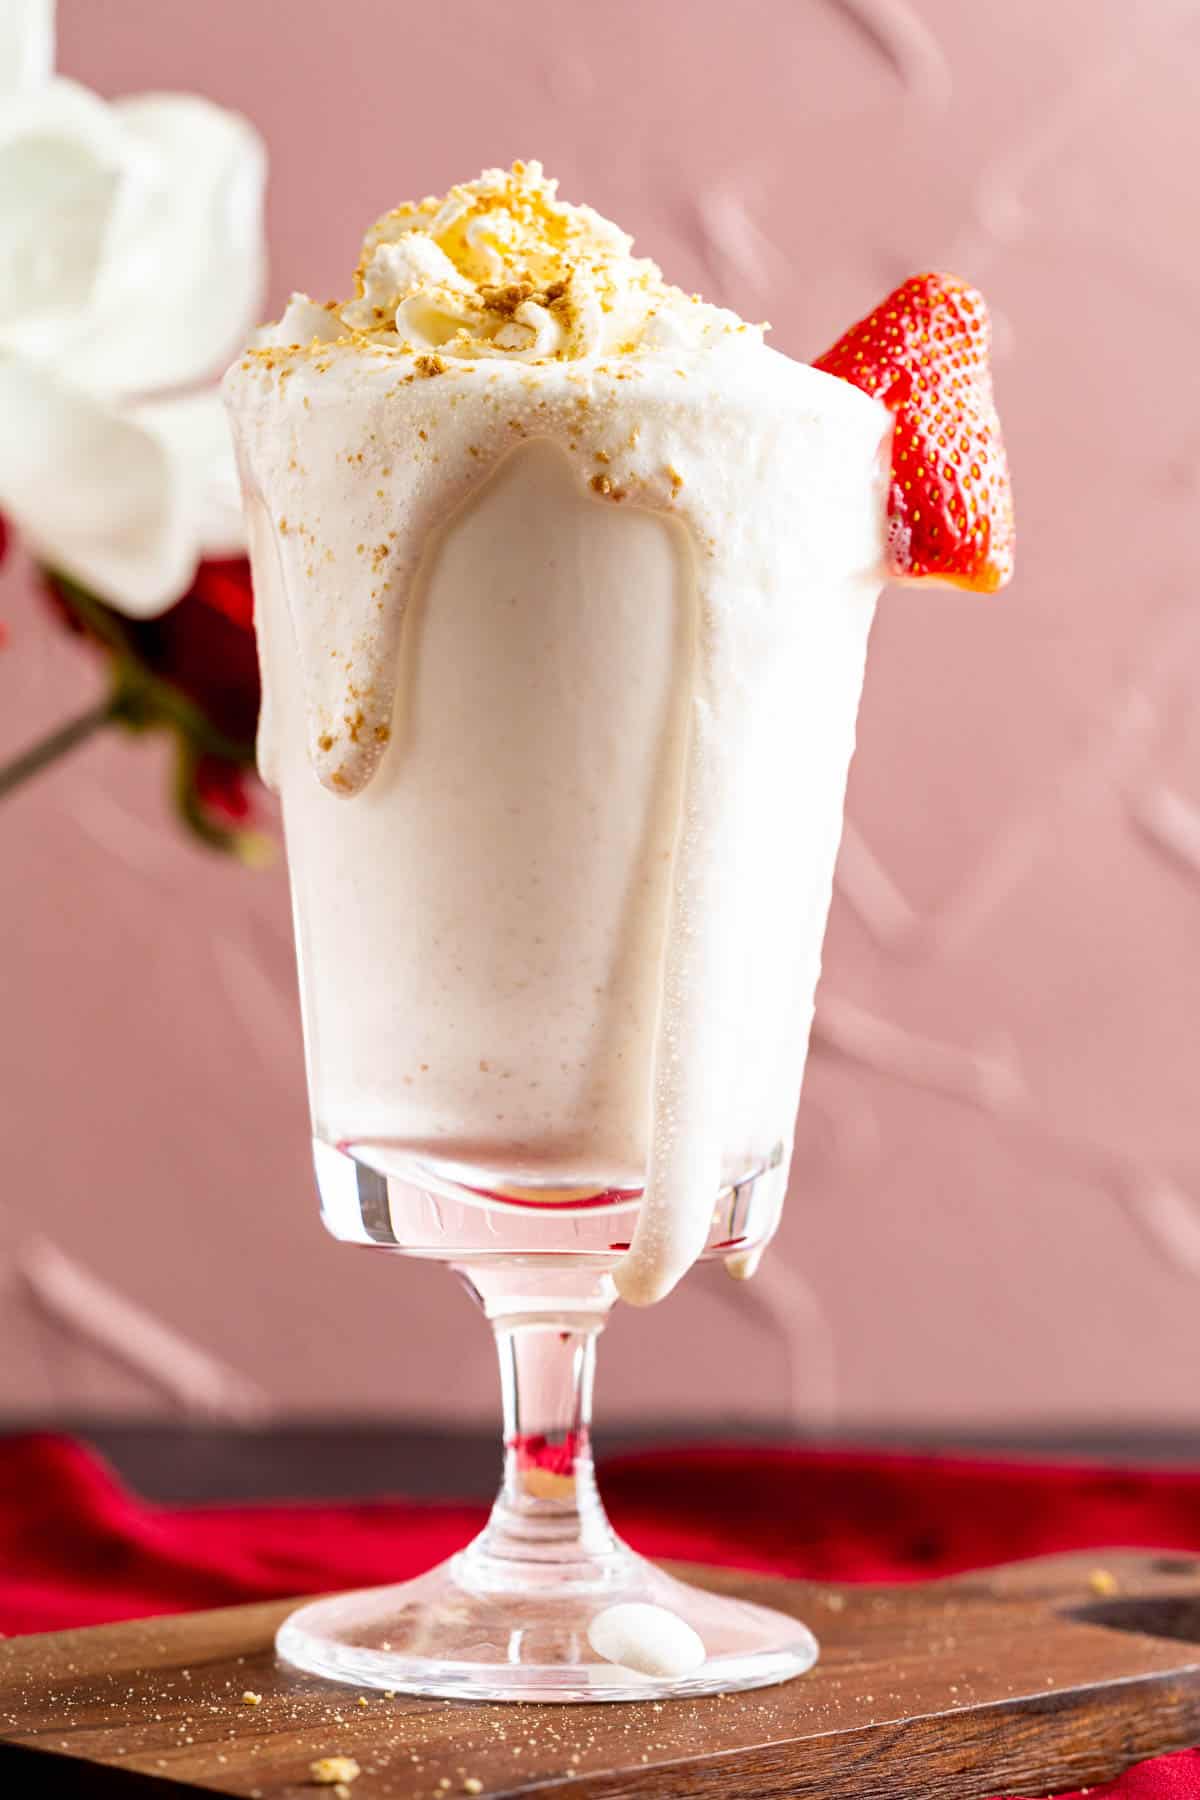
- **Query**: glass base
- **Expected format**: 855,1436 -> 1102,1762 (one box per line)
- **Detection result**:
276,1539 -> 817,1702
313,1135 -> 787,1266
289,1153 -> 804,1701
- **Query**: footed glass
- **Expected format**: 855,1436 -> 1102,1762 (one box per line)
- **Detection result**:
232,431 -> 878,1702
276,1146 -> 818,1700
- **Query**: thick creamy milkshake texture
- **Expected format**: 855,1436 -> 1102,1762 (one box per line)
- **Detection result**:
223,162 -> 891,1305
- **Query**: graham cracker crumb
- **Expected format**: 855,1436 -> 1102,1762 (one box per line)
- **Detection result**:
479,281 -> 534,316
310,1756 -> 361,1786
589,473 -> 626,501
522,1467 -> 576,1501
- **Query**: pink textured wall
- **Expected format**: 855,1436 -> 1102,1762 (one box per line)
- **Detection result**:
2,0 -> 1199,1428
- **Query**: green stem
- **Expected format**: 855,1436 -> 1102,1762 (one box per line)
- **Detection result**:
0,699 -> 116,802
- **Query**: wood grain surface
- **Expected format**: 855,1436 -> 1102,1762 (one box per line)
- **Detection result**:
3,1551 -> 1200,1798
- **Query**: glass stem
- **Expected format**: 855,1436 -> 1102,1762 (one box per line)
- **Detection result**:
457,1273 -> 622,1587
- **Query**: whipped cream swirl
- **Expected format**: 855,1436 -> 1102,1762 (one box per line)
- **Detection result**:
264,160 -> 757,363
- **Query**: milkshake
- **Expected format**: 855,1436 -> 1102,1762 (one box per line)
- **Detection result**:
226,162 -> 891,1304
225,162 -> 1014,1701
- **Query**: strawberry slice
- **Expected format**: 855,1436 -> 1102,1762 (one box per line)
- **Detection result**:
814,273 -> 1014,593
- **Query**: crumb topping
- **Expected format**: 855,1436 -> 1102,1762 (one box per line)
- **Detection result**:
252,162 -> 758,367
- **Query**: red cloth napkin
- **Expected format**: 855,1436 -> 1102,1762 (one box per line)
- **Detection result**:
2,1434 -> 1199,1799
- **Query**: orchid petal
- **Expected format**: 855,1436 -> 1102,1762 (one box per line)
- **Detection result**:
0,357 -> 194,614
132,388 -> 246,558
0,77 -> 138,355
55,93 -> 266,397
0,0 -> 55,98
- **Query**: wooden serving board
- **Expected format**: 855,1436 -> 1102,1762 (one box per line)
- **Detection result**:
3,1551 -> 1200,1799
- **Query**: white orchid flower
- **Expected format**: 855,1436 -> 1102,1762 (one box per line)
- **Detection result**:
0,0 -> 266,615
0,0 -> 52,95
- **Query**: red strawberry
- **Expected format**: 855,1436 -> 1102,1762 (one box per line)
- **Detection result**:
814,273 -> 1014,593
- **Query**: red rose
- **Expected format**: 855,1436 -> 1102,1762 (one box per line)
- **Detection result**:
124,557 -> 260,750
43,558 -> 266,857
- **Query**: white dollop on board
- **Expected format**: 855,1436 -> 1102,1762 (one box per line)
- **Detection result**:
587,1602 -> 707,1678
